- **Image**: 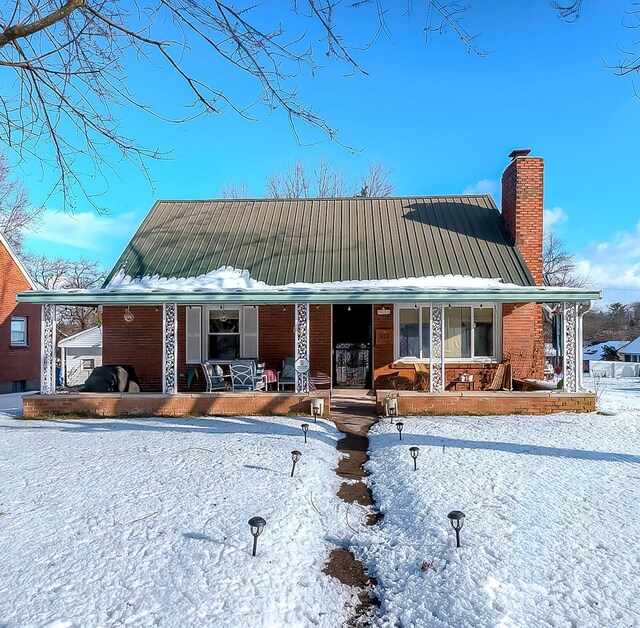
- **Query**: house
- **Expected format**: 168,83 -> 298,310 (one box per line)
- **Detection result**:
58,326 -> 103,386
582,340 -> 629,372
620,337 -> 640,363
18,149 -> 601,417
0,232 -> 40,394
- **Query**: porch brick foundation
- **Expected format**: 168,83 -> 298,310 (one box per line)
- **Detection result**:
375,391 -> 595,415
23,391 -> 330,419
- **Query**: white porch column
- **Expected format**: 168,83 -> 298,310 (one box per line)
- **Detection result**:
294,303 -> 310,393
162,303 -> 178,394
562,301 -> 579,393
430,302 -> 445,393
41,304 -> 57,395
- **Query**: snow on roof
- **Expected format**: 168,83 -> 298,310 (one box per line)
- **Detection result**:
100,267 -> 583,295
620,337 -> 640,355
583,340 -> 630,361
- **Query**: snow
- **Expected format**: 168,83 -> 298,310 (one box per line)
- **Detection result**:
620,336 -> 640,357
0,415 -> 357,627
357,377 -> 640,627
95,267 -> 583,295
583,340 -> 630,361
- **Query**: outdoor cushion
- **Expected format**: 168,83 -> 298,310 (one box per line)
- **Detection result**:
281,364 -> 295,380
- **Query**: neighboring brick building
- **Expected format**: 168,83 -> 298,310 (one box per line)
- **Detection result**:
0,233 -> 40,394
18,149 -> 601,415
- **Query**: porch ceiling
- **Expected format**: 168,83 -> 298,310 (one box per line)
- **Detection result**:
17,286 -> 602,305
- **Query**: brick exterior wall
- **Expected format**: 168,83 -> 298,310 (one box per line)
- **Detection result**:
23,391 -> 330,418
0,240 -> 40,393
102,306 -> 163,392
376,391 -> 595,415
501,153 -> 545,380
103,304 -> 333,393
259,305 -> 295,372
310,305 -> 331,388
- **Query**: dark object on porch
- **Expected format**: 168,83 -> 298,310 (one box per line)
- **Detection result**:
84,365 -> 140,393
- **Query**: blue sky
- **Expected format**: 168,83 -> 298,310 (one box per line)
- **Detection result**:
19,1 -> 640,304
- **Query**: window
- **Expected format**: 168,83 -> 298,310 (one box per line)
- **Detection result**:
81,359 -> 95,371
208,308 -> 240,360
445,305 -> 495,360
397,307 -> 430,360
10,317 -> 27,347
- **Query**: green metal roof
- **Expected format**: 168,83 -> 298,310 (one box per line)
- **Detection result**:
103,196 -> 535,287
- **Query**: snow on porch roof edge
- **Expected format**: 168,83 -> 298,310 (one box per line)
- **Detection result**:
18,286 -> 602,306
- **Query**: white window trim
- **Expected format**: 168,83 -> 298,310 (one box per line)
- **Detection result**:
394,305 -> 431,362
202,305 -> 259,361
394,303 -> 501,364
10,316 -> 28,347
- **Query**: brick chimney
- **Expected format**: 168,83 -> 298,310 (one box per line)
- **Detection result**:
501,149 -> 544,285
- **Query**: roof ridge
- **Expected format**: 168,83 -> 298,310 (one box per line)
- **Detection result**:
153,194 -> 497,203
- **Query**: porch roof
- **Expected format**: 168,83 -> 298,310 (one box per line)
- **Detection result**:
18,284 -> 601,305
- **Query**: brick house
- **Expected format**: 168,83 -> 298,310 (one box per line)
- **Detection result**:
19,150 -> 601,417
0,232 -> 40,394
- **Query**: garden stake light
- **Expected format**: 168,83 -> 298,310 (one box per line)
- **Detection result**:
396,422 -> 404,440
301,423 -> 309,444
447,510 -> 465,548
248,516 -> 267,557
409,446 -> 420,471
291,450 -> 302,477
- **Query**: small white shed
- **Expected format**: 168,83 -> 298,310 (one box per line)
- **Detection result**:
59,326 -> 103,386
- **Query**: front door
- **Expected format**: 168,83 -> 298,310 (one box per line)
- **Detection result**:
333,304 -> 372,388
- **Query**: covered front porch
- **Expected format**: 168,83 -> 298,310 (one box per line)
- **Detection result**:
19,284 -> 600,417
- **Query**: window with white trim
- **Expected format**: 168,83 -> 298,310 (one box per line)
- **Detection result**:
395,304 -> 498,362
208,307 -> 241,360
185,306 -> 259,363
444,305 -> 495,359
10,316 -> 27,347
397,306 -> 431,360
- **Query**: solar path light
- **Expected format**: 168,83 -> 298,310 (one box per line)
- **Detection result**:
447,510 -> 465,548
396,421 -> 404,440
385,397 -> 397,422
409,446 -> 420,471
291,450 -> 302,477
248,516 -> 267,556
301,423 -> 309,444
311,398 -> 323,422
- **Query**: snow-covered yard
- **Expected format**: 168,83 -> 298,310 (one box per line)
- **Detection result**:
359,377 -> 640,626
0,415 -> 357,627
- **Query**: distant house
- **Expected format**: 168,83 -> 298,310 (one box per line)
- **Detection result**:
620,338 -> 640,363
0,233 -> 40,393
59,326 -> 103,386
583,340 -> 629,372
18,149 -> 602,417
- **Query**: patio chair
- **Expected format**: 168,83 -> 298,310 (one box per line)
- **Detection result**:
230,361 -> 256,391
202,362 -> 227,392
278,357 -> 296,391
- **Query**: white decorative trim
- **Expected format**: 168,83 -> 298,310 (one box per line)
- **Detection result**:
294,303 -> 310,393
41,304 -> 57,394
431,303 -> 445,392
162,303 -> 178,394
562,301 -> 579,393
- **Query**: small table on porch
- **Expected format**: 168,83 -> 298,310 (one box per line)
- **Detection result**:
451,379 -> 475,391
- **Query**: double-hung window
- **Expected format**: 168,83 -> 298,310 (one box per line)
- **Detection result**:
397,306 -> 431,360
10,316 -> 27,347
444,305 -> 495,360
208,308 -> 241,360
185,305 -> 259,364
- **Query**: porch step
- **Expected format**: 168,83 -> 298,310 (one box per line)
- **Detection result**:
331,389 -> 375,398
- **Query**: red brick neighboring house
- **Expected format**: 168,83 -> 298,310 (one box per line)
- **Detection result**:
17,150 -> 601,416
0,233 -> 40,393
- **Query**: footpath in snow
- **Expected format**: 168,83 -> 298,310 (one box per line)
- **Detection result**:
358,377 -> 640,627
0,415 -> 358,627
